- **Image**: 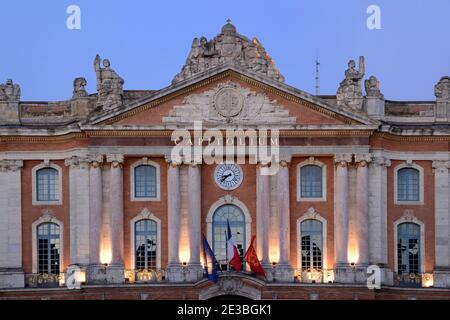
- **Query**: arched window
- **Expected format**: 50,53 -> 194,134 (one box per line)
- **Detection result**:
300,165 -> 323,198
134,165 -> 157,199
37,223 -> 60,275
397,168 -> 420,202
397,223 -> 420,275
300,219 -> 323,271
135,219 -> 157,270
36,168 -> 59,202
212,204 -> 245,271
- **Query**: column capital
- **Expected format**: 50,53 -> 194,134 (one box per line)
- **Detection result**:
355,153 -> 373,167
188,161 -> 201,168
334,153 -> 352,167
164,155 -> 182,167
64,155 -> 90,169
0,159 -> 23,172
106,154 -> 124,168
279,160 -> 290,168
88,154 -> 104,168
257,161 -> 271,168
432,160 -> 450,173
372,156 -> 391,168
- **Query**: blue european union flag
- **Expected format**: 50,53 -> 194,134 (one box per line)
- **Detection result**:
202,234 -> 219,283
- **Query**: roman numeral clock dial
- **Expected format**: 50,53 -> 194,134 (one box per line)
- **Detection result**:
214,163 -> 243,190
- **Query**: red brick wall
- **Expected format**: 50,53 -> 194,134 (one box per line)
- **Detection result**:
21,160 -> 71,273
387,160 -> 435,272
123,157 -> 168,269
289,157 -> 335,269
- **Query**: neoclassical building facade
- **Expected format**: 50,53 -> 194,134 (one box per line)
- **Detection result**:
1,22 -> 450,299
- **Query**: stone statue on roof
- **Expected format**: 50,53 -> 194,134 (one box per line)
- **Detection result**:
337,56 -> 365,111
94,54 -> 124,110
72,77 -> 88,98
172,20 -> 285,84
435,76 -> 450,101
0,79 -> 21,102
365,75 -> 383,99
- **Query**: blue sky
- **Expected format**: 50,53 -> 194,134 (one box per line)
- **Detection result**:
0,0 -> 449,101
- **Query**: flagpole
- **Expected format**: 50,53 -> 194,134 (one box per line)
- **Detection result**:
224,229 -> 229,272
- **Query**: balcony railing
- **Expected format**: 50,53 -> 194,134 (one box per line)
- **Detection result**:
124,269 -> 166,283
25,273 -> 63,288
294,269 -> 335,284
394,273 -> 423,288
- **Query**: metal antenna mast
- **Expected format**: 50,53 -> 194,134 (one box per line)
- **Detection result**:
315,56 -> 320,96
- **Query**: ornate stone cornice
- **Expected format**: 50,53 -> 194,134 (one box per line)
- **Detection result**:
0,159 -> 23,172
96,70 -> 366,126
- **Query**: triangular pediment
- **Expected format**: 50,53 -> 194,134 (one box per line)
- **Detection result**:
86,65 -> 378,129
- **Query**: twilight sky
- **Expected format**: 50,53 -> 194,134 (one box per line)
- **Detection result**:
0,0 -> 449,101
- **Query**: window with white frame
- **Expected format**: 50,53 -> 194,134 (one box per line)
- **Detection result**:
300,165 -> 323,198
397,222 -> 421,275
36,168 -> 59,202
135,219 -> 158,270
37,223 -> 60,275
212,204 -> 246,271
134,165 -> 157,198
298,159 -> 326,202
300,219 -> 323,271
397,168 -> 420,202
131,159 -> 160,201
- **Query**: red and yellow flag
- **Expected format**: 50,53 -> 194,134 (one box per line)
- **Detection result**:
244,235 -> 266,278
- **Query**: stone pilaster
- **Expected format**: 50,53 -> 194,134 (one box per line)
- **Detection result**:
368,156 -> 393,285
256,162 -> 271,272
0,160 -> 24,288
186,162 -> 203,282
166,160 -> 183,282
86,155 -> 105,283
274,160 -> 294,282
105,154 -> 124,283
333,154 -> 353,283
354,154 -> 371,283
433,160 -> 450,288
65,156 -> 91,267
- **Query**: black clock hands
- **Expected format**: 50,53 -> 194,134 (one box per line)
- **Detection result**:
221,173 -> 232,182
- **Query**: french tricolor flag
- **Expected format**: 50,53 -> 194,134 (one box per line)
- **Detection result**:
227,220 -> 242,271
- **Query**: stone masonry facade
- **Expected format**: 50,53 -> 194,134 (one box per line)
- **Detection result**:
1,22 -> 450,300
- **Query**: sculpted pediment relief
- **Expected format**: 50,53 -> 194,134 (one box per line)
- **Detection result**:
162,81 -> 296,126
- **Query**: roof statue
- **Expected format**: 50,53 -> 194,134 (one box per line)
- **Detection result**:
336,56 -> 365,111
94,54 -> 124,110
0,79 -> 21,102
172,20 -> 285,84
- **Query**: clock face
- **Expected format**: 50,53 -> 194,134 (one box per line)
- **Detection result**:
214,163 -> 243,190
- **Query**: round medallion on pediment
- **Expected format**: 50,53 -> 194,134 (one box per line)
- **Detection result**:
213,88 -> 243,118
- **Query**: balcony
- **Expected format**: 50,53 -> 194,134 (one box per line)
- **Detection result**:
25,273 -> 63,288
394,273 -> 434,288
124,269 -> 166,283
294,269 -> 334,284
